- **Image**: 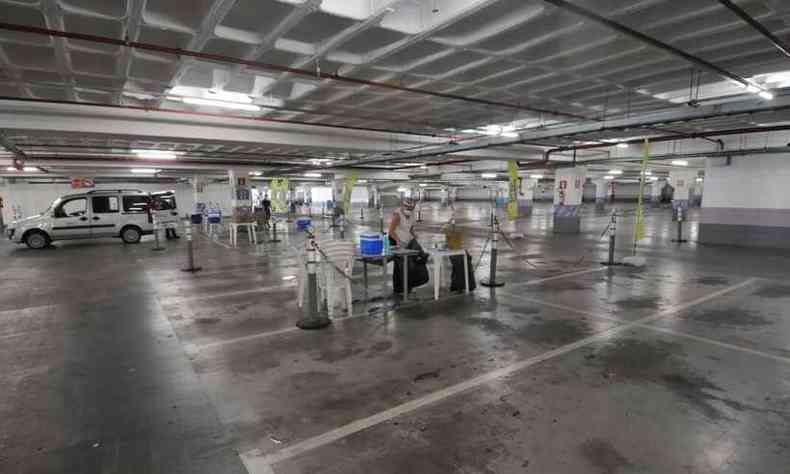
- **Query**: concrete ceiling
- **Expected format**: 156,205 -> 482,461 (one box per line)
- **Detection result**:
2,0 -> 790,180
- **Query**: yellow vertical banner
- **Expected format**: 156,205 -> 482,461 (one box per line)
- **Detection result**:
270,178 -> 289,213
634,139 -> 650,243
341,172 -> 359,215
507,161 -> 520,221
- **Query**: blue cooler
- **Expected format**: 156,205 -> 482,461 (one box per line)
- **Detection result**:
296,217 -> 312,231
360,233 -> 384,255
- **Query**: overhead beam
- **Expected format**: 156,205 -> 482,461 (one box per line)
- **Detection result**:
541,0 -> 755,88
717,0 -> 790,59
0,21 -> 587,121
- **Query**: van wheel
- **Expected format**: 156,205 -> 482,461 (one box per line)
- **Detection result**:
25,230 -> 50,250
121,226 -> 142,244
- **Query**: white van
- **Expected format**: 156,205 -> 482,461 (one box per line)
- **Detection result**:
5,189 -> 179,249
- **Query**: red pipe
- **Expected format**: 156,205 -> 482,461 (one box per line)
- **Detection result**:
0,22 -> 590,121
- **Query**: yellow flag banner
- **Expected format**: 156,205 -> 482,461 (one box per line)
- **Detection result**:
341,172 -> 359,215
634,139 -> 650,244
507,160 -> 520,221
270,178 -> 289,214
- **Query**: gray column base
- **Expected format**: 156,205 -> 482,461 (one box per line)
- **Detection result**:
699,223 -> 790,249
554,216 -> 581,233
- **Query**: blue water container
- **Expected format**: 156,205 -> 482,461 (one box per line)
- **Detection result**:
360,233 -> 384,255
296,217 -> 312,231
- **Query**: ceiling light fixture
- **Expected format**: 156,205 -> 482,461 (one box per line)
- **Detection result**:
530,174 -> 544,179
758,91 -> 774,100
481,173 -> 497,178
608,169 -> 623,175
304,173 -> 322,178
132,149 -> 180,160
173,96 -> 261,112
604,175 -> 615,180
249,171 -> 263,176
616,143 -> 629,149
671,160 -> 689,166
131,168 -> 160,174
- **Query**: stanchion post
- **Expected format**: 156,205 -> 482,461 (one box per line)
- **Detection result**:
379,206 -> 384,234
481,216 -> 505,288
181,220 -> 202,272
671,206 -> 688,243
360,207 -> 364,221
270,218 -> 281,243
151,215 -> 165,252
297,239 -> 332,330
601,209 -> 623,266
339,214 -> 346,239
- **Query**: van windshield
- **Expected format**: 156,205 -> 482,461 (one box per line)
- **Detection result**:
42,197 -> 61,215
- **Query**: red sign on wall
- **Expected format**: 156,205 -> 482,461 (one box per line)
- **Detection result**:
71,177 -> 95,189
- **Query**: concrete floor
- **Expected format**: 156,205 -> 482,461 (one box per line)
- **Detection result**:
2,202 -> 790,473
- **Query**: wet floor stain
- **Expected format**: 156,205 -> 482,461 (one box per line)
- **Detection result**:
195,317 -> 221,324
687,308 -> 770,328
587,338 -> 773,422
695,276 -> 730,286
312,345 -> 366,363
541,280 -> 592,292
753,285 -> 790,298
613,296 -> 662,311
579,439 -> 633,473
367,340 -> 393,355
519,318 -> 594,346
414,369 -> 441,382
464,316 -> 513,335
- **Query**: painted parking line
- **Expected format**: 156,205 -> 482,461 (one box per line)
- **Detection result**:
185,267 -> 606,354
238,277 -> 756,473
165,283 -> 296,303
500,283 -> 790,366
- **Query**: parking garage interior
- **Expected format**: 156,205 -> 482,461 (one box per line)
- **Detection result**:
3,1 -> 790,473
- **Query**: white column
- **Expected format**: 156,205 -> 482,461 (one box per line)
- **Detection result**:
700,155 -> 790,248
593,179 -> 609,210
228,169 -> 252,223
518,178 -> 536,215
553,167 -> 587,233
650,179 -> 663,206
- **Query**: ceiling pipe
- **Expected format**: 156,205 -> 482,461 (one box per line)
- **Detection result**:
0,22 -> 590,121
538,123 -> 790,166
541,0 -> 756,88
717,0 -> 790,59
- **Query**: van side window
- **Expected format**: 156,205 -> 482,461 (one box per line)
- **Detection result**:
123,195 -> 150,213
92,196 -> 119,214
55,198 -> 87,218
153,195 -> 176,211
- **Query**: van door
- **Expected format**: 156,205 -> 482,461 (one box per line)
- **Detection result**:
121,194 -> 152,233
51,196 -> 91,240
90,195 -> 121,237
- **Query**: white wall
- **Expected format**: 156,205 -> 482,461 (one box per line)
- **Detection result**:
704,154 -> 790,209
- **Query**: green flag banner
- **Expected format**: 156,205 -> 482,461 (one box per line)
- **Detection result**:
270,178 -> 289,214
341,172 -> 359,215
507,160 -> 520,221
634,139 -> 650,245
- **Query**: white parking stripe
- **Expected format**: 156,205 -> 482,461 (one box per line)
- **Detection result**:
239,278 -> 757,473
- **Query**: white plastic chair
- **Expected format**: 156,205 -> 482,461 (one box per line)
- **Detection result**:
316,240 -> 356,318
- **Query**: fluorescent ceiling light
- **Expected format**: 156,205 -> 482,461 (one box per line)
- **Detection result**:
5,166 -> 39,172
530,174 -> 543,179
616,143 -> 629,149
758,91 -> 774,100
649,176 -> 659,181
644,170 -> 652,176
132,149 -> 180,159
671,160 -> 689,166
419,183 -> 427,187
502,132 -> 519,138
608,169 -> 623,175
604,175 -> 615,180
249,171 -> 263,176
746,84 -> 761,93
282,275 -> 296,281
304,173 -> 322,178
131,168 -> 159,174
357,179 -> 368,184
397,187 -> 409,192
180,96 -> 261,112
696,177 -> 704,182
420,165 -> 428,170
206,89 -> 253,104
481,173 -> 497,178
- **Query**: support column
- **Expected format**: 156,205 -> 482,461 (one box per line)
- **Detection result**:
593,179 -> 609,210
553,167 -> 587,233
650,179 -> 663,207
228,170 -> 252,222
700,155 -> 790,248
519,178 -> 536,216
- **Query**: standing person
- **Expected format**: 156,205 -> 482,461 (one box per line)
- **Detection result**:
388,198 -> 416,248
262,194 -> 272,229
